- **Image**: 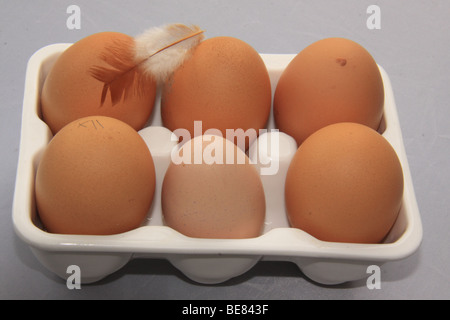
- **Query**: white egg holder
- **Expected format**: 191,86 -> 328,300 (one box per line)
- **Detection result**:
13,43 -> 423,285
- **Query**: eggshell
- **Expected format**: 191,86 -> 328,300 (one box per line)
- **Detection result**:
274,37 -> 384,145
161,36 -> 271,150
41,32 -> 157,135
161,134 -> 266,239
35,116 -> 156,235
285,122 -> 403,244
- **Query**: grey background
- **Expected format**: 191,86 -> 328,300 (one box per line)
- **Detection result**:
1,0 -> 449,299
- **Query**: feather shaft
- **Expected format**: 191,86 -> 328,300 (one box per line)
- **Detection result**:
147,28 -> 205,59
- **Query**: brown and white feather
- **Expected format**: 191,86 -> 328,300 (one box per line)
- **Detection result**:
89,23 -> 204,106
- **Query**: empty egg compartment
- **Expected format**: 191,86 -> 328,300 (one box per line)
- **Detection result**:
12,44 -> 422,285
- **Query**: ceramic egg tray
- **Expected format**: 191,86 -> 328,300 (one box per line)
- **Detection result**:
13,43 -> 423,285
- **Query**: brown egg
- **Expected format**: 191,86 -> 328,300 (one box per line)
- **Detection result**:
274,37 -> 384,145
41,32 -> 157,135
285,123 -> 403,243
161,135 -> 265,239
35,116 -> 156,235
161,36 -> 271,150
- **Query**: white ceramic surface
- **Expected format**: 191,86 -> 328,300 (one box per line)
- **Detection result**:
12,43 -> 423,285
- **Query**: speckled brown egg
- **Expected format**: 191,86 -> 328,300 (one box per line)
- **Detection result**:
161,36 -> 272,150
161,135 -> 266,239
274,37 -> 384,146
285,122 -> 403,244
41,32 -> 157,135
35,116 -> 156,235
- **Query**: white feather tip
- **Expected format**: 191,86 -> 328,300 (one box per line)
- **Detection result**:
134,23 -> 205,83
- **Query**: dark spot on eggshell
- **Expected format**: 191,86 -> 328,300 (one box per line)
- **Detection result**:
336,58 -> 347,66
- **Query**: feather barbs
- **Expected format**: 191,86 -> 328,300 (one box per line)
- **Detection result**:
135,24 -> 205,80
89,38 -> 144,106
89,23 -> 205,106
